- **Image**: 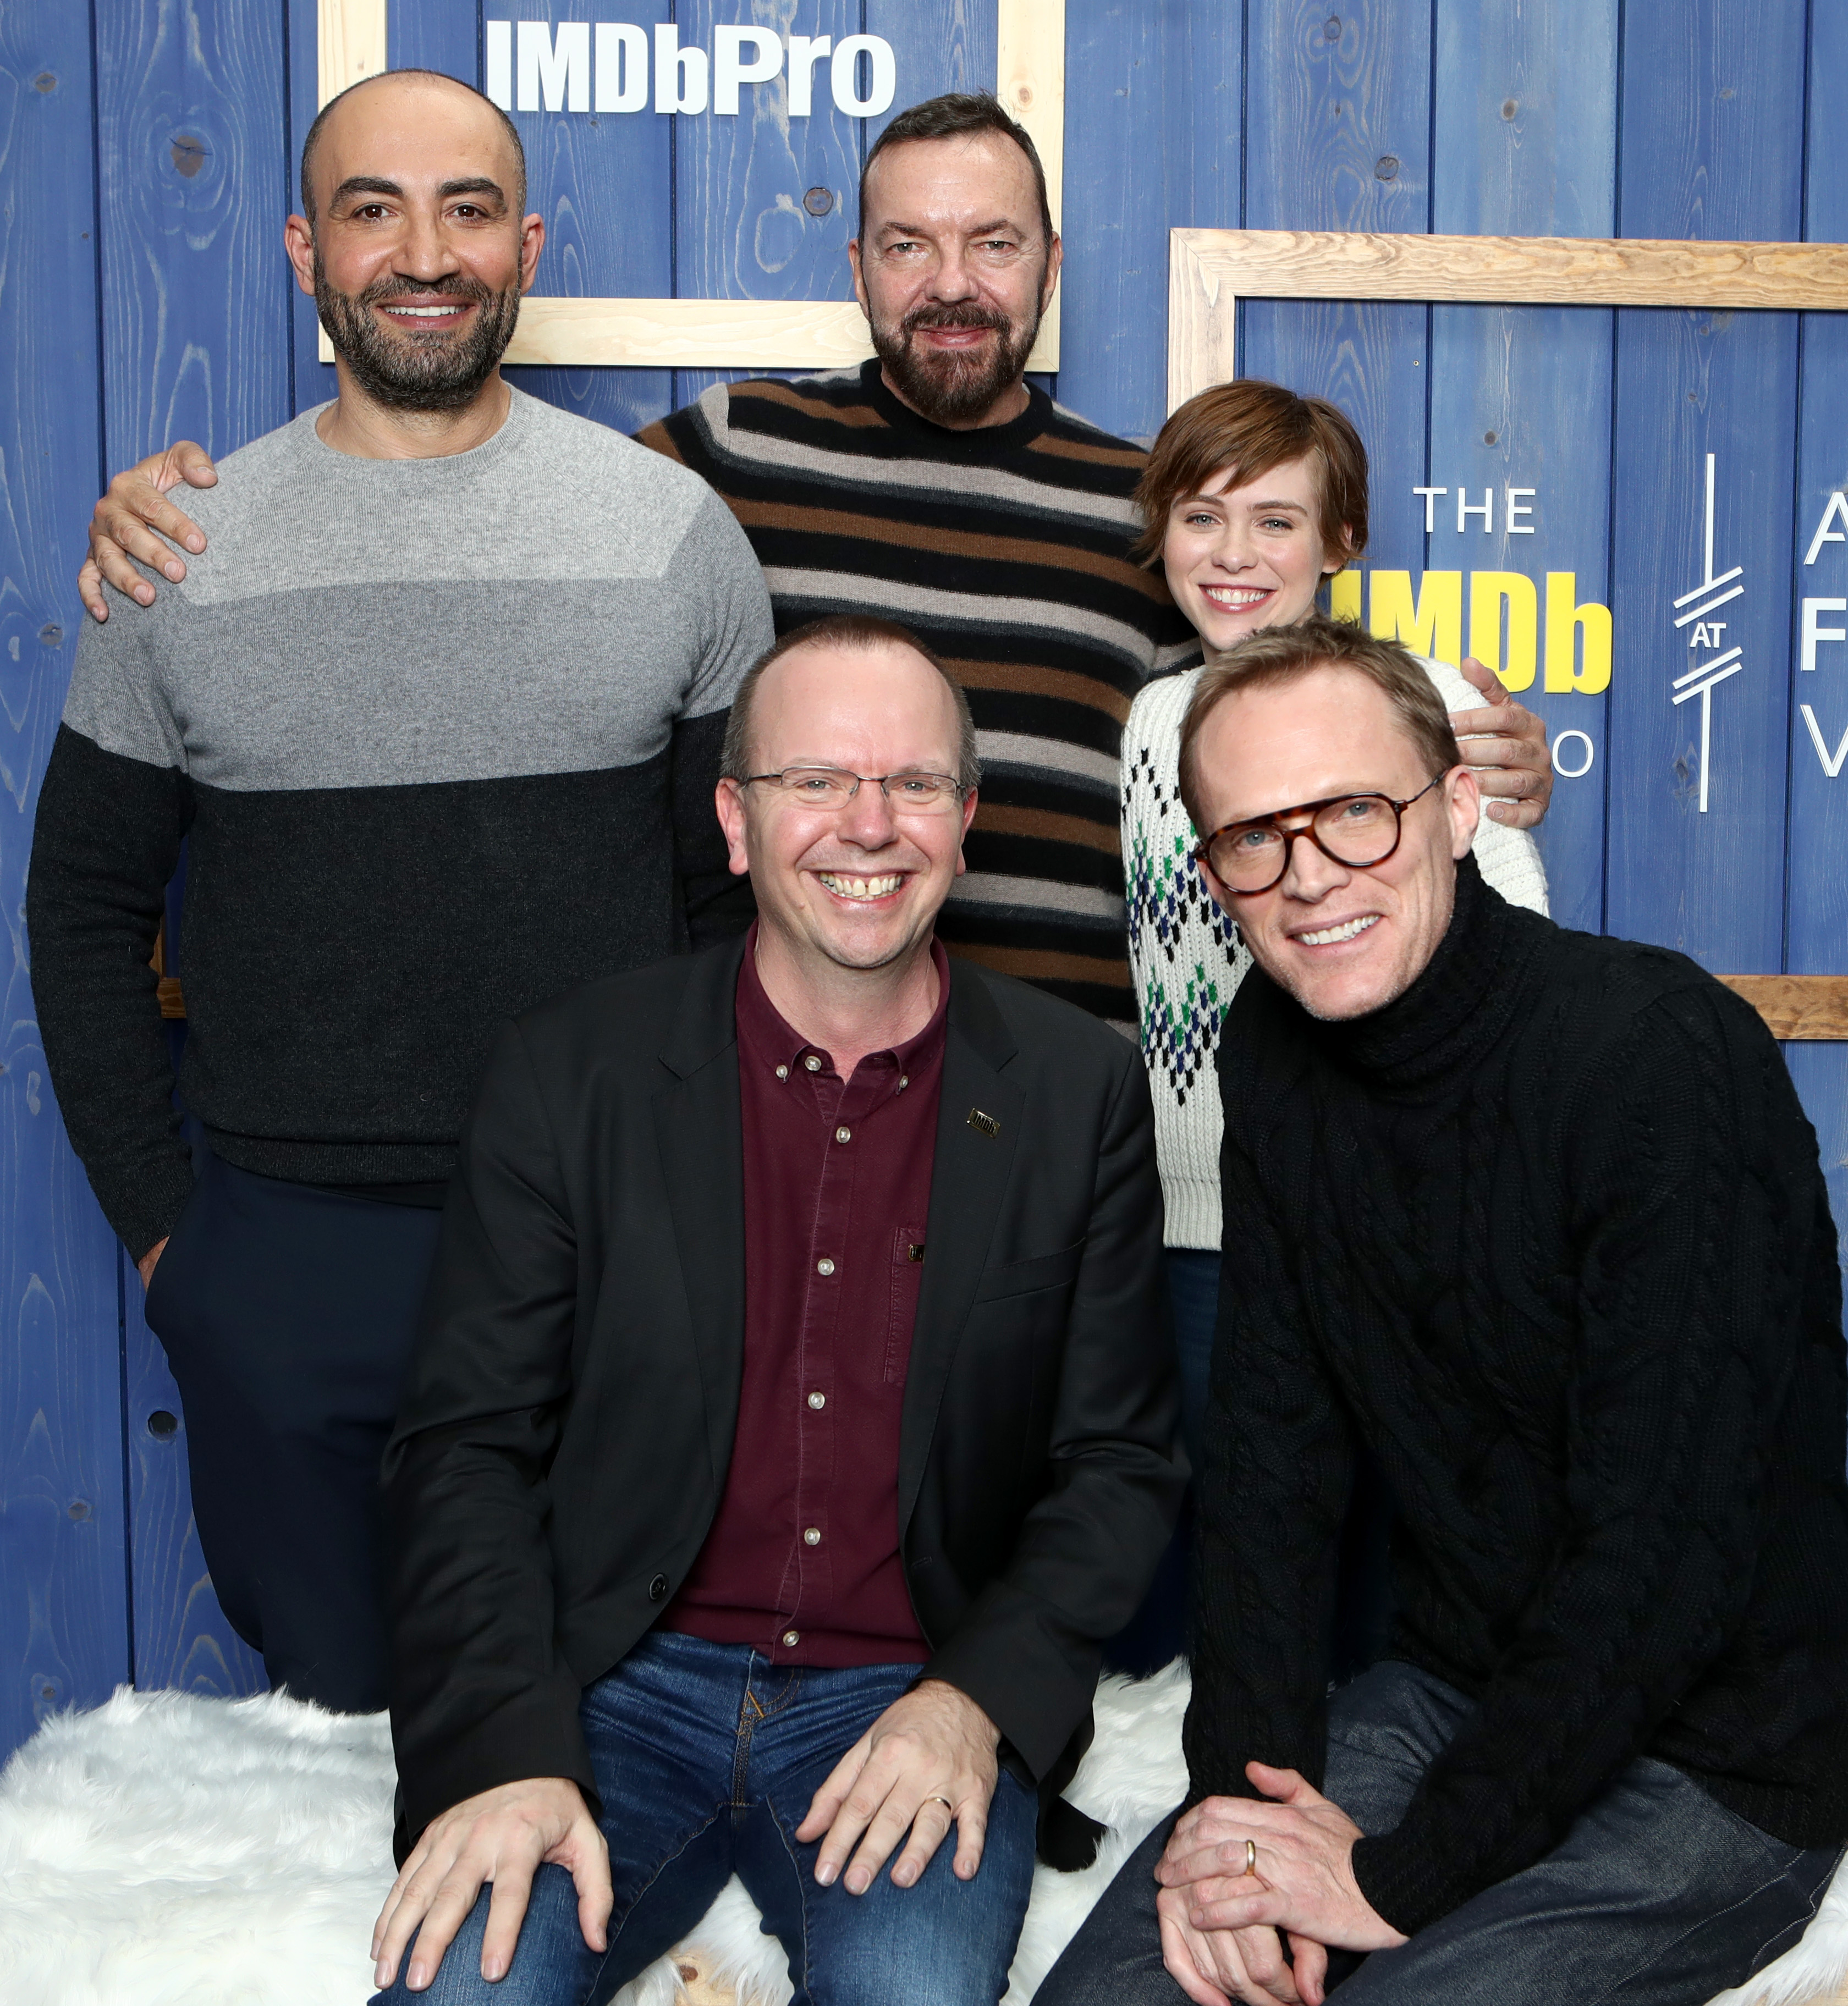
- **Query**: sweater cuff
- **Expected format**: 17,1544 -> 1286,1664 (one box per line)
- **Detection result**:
1350,1828 -> 1452,1939
103,1154 -> 197,1267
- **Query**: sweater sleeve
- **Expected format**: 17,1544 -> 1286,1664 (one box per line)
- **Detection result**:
668,487 -> 772,947
1184,993 -> 1355,1800
28,605 -> 195,1259
1349,981 -> 1809,1934
1421,657 -> 1550,917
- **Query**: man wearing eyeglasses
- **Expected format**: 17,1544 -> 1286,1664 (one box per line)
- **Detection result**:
1041,615 -> 1848,2006
369,611 -> 1182,2005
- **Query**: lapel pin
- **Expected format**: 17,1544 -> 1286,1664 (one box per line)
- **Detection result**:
966,1107 -> 1001,1139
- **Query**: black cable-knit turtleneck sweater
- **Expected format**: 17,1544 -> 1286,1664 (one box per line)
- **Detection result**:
1187,852 -> 1848,1937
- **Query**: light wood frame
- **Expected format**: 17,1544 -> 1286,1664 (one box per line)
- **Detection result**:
1166,227 -> 1848,413
317,0 -> 1064,370
1165,225 -> 1848,1037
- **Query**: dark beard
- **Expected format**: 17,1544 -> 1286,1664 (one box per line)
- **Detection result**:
871,297 -> 1041,426
314,260 -> 522,414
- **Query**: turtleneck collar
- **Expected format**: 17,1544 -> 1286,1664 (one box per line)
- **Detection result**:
1306,851 -> 1533,1088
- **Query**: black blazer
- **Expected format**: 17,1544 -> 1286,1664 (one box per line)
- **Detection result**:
382,937 -> 1183,1854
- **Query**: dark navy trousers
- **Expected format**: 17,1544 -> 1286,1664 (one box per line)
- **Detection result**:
144,1150 -> 442,1713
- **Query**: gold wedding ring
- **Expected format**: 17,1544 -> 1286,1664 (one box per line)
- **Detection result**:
927,1795 -> 955,1815
1244,1838 -> 1258,1878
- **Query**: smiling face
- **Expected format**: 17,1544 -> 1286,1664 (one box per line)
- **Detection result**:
715,641 -> 977,982
1192,665 -> 1480,1021
1161,455 -> 1346,653
285,74 -> 543,414
849,131 -> 1061,429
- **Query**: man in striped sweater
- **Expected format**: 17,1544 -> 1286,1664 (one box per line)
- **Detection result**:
634,97 -> 1199,1026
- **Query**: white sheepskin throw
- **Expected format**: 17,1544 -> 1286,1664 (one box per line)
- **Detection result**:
0,1667 -> 1843,2006
0,1685 -> 395,2005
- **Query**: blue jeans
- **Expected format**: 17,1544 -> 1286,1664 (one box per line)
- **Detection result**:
1036,1658 -> 1843,2006
371,1631 -> 1037,2006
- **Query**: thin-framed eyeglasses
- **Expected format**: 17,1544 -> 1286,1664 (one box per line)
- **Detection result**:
1192,774 -> 1447,895
738,766 -> 970,814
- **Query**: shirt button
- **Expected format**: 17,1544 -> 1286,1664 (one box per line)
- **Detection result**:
817,1257 -> 835,1276
783,1630 -> 800,1647
807,1391 -> 826,1409
835,1126 -> 852,1144
804,1055 -> 822,1073
775,1063 -> 789,1081
804,1527 -> 821,1546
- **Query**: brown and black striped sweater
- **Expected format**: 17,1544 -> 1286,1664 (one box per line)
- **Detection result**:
639,361 -> 1198,1027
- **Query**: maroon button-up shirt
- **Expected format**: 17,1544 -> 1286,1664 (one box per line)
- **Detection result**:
659,928 -> 950,1667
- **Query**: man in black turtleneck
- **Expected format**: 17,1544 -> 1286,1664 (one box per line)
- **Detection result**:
1041,616 -> 1848,2006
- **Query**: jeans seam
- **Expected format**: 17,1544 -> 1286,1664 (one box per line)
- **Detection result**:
1584,1858 -> 1823,2006
588,1804 -> 727,2004
764,1793 -> 816,2002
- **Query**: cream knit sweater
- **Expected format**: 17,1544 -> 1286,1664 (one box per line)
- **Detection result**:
1122,658 -> 1552,1249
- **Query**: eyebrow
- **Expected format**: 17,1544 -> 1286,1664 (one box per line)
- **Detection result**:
329,175 -> 507,207
877,217 -> 1019,237
1183,493 -> 1310,510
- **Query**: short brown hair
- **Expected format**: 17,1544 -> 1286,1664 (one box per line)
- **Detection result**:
721,614 -> 981,793
1133,379 -> 1368,569
1177,616 -> 1461,835
859,93 -> 1053,251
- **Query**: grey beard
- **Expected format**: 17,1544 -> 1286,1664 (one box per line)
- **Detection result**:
314,263 -> 521,414
871,301 -> 1041,427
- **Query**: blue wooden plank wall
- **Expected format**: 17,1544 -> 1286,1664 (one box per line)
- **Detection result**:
3,0 -> 1845,1756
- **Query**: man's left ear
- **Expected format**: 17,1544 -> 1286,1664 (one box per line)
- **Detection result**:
519,212 -> 546,292
1446,763 -> 1481,859
714,777 -> 752,879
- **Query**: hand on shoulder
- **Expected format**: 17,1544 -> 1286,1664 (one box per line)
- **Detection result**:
79,442 -> 218,621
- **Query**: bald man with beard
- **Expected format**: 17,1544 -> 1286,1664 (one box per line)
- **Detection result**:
26,69 -> 772,1712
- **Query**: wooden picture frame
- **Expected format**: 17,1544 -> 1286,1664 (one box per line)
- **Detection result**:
1165,227 -> 1848,414
317,0 -> 1064,371
1164,225 -> 1848,1038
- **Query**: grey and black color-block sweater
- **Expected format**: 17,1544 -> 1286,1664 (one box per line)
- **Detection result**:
1187,853 -> 1848,1936
28,389 -> 773,1260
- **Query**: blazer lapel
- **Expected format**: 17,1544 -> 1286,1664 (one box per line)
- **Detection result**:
652,939 -> 749,1495
898,963 -> 1022,1535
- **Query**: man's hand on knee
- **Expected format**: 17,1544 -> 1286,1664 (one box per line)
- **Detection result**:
795,1677 -> 1000,1895
371,1776 -> 610,1993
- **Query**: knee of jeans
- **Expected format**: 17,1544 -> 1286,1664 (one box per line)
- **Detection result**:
369,1870 -> 587,2006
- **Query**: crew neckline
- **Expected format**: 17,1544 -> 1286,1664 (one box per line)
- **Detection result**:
297,382 -> 531,477
856,357 -> 1052,458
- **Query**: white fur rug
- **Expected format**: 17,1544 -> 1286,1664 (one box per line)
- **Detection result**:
0,1666 -> 1839,2006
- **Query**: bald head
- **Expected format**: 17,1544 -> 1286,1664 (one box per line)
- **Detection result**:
299,69 -> 525,227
